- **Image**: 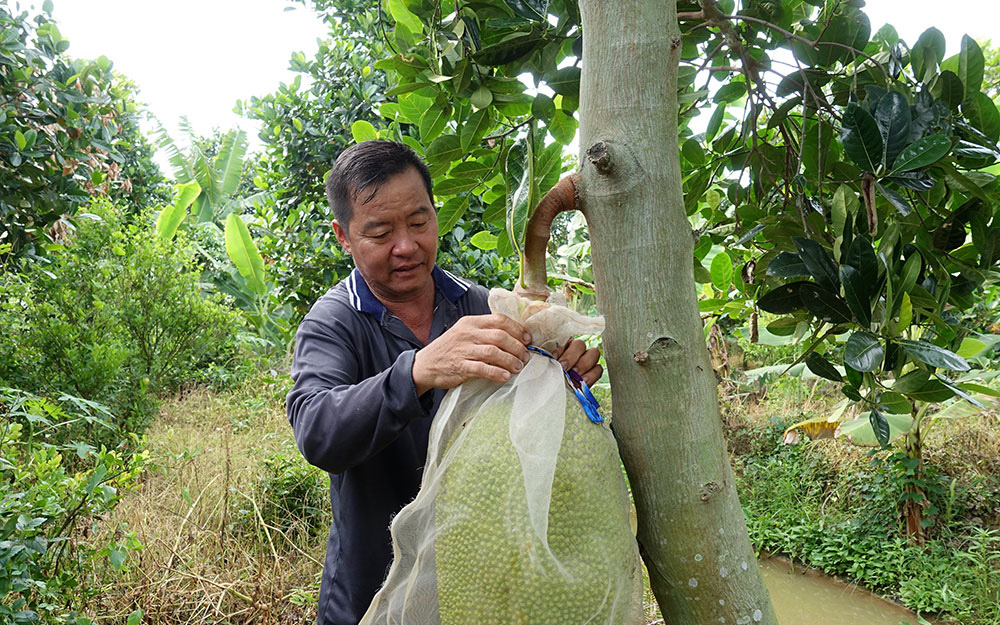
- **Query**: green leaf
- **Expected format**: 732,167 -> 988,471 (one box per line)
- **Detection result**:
793,237 -> 839,292
766,252 -> 810,278
471,85 -> 493,109
892,368 -> 930,394
547,66 -> 581,98
215,130 -> 248,198
838,412 -> 911,446
956,337 -> 988,358
126,610 -> 143,625
889,134 -> 951,173
963,92 -> 1000,143
832,185 -> 857,237
845,331 -> 884,372
934,70 -> 965,109
898,292 -> 913,329
387,0 -> 423,34
877,182 -> 912,216
844,235 -> 878,287
547,109 -> 577,145
426,135 -> 463,166
449,159 -> 493,179
907,378 -> 955,402
801,283 -> 852,324
706,103 -> 726,143
109,547 -> 126,571
682,138 -> 706,166
869,408 -> 891,447
225,213 -> 267,297
351,120 -> 378,143
959,35 -> 985,100
899,253 -> 921,296
936,375 -> 986,409
710,251 -> 733,291
878,391 -> 912,414
531,93 -> 556,122
155,181 -> 201,241
14,130 -> 26,150
757,281 -> 809,314
898,340 -> 970,371
436,196 -> 469,235
840,265 -> 872,327
842,102 -> 883,172
805,352 -> 843,382
419,104 -> 450,143
875,91 -> 911,169
714,81 -> 746,103
460,108 -> 492,152
911,27 -> 946,82
434,177 -> 481,195
505,138 -> 536,264
469,230 -> 497,250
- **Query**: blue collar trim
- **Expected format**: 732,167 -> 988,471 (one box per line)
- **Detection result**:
346,266 -> 471,317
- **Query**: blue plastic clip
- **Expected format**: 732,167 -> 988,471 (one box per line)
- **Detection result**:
526,345 -> 605,424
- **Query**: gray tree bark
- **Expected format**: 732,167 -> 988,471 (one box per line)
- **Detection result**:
576,2 -> 778,623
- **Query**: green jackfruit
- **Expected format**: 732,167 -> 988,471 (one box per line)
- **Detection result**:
435,391 -> 640,625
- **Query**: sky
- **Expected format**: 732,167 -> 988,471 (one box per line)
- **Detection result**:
37,0 -> 1000,174
49,0 -> 328,165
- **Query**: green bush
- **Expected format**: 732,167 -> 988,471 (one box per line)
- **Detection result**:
0,388 -> 147,624
0,201 -> 243,434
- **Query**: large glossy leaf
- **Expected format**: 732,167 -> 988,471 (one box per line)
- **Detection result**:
460,108 -> 492,152
876,182 -> 912,216
840,265 -> 871,327
842,102 -> 883,172
224,213 -> 266,297
934,70 -> 964,109
425,135 -> 463,165
845,331 -> 883,372
793,237 -> 839,292
800,283 -> 852,324
898,339 -> 971,371
875,91 -> 911,169
805,352 -> 843,382
418,103 -> 451,142
766,252 -> 811,278
911,27 -> 946,83
838,412 -> 911,446
547,66 -> 581,98
959,35 -> 985,100
351,120 -> 378,143
547,109 -> 577,145
503,0 -> 548,21
892,368 -> 931,394
869,408 -> 891,447
893,134 -> 951,172
844,235 -> 878,287
387,0 -> 423,34
436,196 -> 469,235
757,281 -> 809,314
906,378 -> 955,402
155,181 -> 201,242
963,92 -> 1000,144
710,251 -> 733,291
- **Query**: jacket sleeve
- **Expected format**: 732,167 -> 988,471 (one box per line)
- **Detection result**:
286,316 -> 432,474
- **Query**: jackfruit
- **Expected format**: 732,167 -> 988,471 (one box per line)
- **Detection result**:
434,389 -> 641,625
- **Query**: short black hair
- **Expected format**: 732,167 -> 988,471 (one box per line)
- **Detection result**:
325,140 -> 434,232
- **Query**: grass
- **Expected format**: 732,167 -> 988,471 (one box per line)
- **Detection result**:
86,366 -> 329,624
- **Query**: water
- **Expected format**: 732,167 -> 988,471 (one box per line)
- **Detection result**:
760,558 -> 925,625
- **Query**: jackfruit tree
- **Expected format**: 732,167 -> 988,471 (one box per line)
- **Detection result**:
342,0 -> 1000,621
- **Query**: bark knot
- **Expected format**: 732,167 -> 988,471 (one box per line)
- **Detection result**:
700,481 -> 722,502
586,141 -> 614,175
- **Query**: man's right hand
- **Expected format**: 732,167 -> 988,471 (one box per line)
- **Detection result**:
412,313 -> 532,395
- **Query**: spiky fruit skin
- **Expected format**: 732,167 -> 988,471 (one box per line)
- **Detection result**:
435,392 -> 641,625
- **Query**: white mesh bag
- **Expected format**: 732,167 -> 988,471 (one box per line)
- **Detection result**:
360,288 -> 643,625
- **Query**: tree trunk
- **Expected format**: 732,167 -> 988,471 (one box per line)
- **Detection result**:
576,2 -> 778,623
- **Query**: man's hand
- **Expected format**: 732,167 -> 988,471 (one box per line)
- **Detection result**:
553,338 -> 603,387
412,313 -> 531,395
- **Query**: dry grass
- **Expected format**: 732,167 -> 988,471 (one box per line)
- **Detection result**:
87,374 -> 329,624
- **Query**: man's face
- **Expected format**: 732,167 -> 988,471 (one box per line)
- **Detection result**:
333,166 -> 438,304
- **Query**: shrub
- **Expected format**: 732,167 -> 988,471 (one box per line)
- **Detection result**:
0,201 -> 243,434
0,388 -> 147,624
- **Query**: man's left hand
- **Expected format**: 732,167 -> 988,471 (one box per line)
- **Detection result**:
552,338 -> 603,387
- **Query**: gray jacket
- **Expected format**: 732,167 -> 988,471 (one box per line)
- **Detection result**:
286,266 -> 490,625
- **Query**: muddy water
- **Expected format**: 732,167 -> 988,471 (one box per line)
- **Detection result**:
759,558 -> 923,625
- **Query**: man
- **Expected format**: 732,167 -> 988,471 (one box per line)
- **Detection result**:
286,140 -> 601,625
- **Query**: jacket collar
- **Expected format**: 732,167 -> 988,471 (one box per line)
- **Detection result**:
346,266 -> 472,317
